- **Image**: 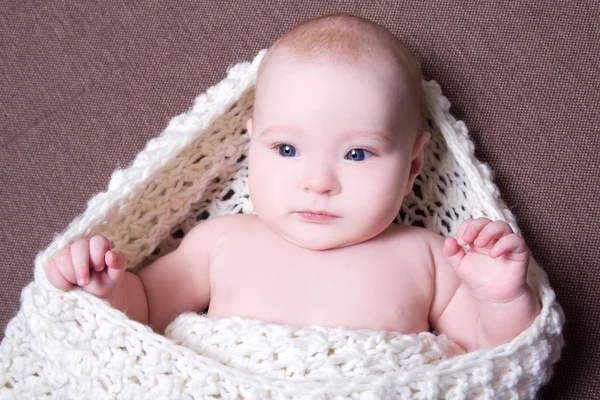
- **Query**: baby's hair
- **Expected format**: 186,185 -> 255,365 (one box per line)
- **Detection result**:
259,14 -> 420,79
257,13 -> 423,136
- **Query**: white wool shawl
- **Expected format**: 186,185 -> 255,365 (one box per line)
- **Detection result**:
0,50 -> 564,399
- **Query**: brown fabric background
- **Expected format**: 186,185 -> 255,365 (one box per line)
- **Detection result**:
1,1 -> 598,398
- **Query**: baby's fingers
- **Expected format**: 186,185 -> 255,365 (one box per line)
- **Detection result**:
456,217 -> 492,246
70,239 -> 91,286
90,235 -> 111,272
44,258 -> 73,291
104,250 -> 127,283
83,251 -> 127,298
54,247 -> 78,286
473,221 -> 513,248
490,234 -> 529,258
443,237 -> 466,270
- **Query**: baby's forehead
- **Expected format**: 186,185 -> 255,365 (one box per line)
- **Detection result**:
259,46 -> 420,113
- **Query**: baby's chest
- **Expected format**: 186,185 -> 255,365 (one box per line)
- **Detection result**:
207,243 -> 431,333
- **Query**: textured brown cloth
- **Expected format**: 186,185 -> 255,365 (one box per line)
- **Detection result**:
1,1 -> 598,398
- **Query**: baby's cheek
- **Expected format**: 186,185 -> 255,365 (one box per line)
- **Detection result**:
343,176 -> 396,228
360,170 -> 404,218
249,159 -> 291,215
248,160 -> 269,210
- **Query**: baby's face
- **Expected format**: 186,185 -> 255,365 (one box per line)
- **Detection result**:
247,54 -> 418,250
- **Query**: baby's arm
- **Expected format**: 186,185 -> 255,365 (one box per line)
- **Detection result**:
115,217 -> 226,334
428,218 -> 541,351
46,217 -> 226,334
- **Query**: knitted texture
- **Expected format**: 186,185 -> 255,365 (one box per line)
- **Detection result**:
0,50 -> 564,399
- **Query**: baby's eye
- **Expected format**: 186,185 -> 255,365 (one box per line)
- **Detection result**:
277,144 -> 299,157
345,148 -> 373,161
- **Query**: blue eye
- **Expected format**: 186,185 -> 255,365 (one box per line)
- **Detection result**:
277,144 -> 298,157
345,148 -> 372,161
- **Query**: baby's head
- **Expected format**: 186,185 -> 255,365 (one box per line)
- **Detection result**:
246,14 -> 430,250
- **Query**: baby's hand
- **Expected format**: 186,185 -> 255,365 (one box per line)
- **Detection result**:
44,235 -> 127,299
443,218 -> 530,303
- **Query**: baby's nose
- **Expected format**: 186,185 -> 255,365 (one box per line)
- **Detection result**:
303,164 -> 340,195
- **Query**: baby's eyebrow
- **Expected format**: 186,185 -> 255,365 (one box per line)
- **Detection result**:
259,126 -> 299,137
260,126 -> 392,143
341,129 -> 392,144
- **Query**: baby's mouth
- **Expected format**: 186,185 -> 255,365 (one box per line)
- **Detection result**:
295,210 -> 339,222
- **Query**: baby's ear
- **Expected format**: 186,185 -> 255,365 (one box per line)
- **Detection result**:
246,118 -> 253,138
410,130 -> 430,169
405,131 -> 431,194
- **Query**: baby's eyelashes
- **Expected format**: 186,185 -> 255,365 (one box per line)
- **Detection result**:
274,143 -> 374,161
277,143 -> 300,157
345,148 -> 373,161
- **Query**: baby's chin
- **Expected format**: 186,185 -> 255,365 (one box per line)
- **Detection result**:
276,224 -> 371,251
283,236 -> 351,251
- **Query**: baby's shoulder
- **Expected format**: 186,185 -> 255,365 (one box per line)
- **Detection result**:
188,213 -> 262,242
193,212 -> 259,230
384,223 -> 445,248
383,224 -> 448,273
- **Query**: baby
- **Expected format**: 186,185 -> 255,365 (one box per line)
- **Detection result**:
44,14 -> 540,352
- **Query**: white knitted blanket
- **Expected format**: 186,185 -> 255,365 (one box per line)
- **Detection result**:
0,50 -> 564,399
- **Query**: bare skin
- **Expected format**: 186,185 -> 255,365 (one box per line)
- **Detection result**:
44,14 -> 540,352
44,214 -> 538,352
206,216 -> 432,334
